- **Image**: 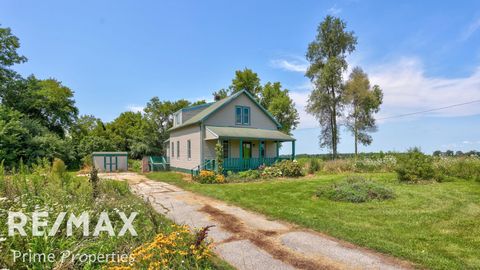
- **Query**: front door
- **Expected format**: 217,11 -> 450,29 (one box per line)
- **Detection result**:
242,142 -> 252,159
104,156 -> 118,172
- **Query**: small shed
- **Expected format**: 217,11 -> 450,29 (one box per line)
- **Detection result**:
92,152 -> 128,172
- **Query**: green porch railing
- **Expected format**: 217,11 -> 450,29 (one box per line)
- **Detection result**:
223,157 -> 289,172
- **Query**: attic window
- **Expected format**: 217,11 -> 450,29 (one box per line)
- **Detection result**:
235,106 -> 250,125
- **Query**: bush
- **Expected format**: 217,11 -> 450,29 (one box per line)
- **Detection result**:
195,170 -> 225,184
260,166 -> 282,178
195,170 -> 216,184
316,176 -> 395,203
433,157 -> 480,181
275,160 -> 304,177
308,158 -> 321,174
238,169 -> 261,179
395,148 -> 438,183
128,159 -> 142,172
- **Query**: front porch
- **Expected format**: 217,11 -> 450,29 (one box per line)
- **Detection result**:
204,126 -> 296,172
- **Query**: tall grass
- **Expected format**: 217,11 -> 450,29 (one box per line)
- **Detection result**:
0,159 -> 222,269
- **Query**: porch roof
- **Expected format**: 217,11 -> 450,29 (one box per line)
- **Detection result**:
205,126 -> 295,141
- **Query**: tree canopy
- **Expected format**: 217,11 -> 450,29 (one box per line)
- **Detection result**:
213,68 -> 299,134
344,67 -> 383,155
306,16 -> 357,158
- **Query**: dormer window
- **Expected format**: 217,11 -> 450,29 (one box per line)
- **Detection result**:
174,112 -> 181,126
235,106 -> 250,125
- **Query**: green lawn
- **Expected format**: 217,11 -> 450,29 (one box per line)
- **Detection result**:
147,172 -> 480,269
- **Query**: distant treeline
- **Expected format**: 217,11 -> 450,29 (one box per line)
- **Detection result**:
292,150 -> 480,160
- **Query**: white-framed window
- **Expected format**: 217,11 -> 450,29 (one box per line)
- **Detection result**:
222,140 -> 229,158
235,106 -> 250,125
176,141 -> 180,159
187,140 -> 191,160
171,142 -> 174,157
174,113 -> 181,126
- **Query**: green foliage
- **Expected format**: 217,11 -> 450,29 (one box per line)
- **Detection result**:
275,160 -> 304,177
433,157 -> 480,181
215,142 -> 224,174
194,170 -> 225,184
316,176 -> 395,203
344,67 -> 383,155
89,166 -> 100,198
239,169 -> 261,179
128,159 -> 142,173
0,161 -> 221,269
395,148 -> 438,183
308,158 -> 321,174
212,68 -> 299,134
260,166 -> 282,178
306,16 -> 357,157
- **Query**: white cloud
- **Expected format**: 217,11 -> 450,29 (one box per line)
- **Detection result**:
286,56 -> 480,130
126,104 -> 145,113
327,5 -> 342,15
461,17 -> 480,41
270,59 -> 308,73
368,57 -> 480,119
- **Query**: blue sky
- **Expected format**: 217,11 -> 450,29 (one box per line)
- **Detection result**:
2,0 -> 480,154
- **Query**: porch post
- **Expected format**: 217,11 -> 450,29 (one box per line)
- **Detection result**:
276,141 -> 279,158
239,139 -> 243,170
291,140 -> 295,160
259,140 -> 262,158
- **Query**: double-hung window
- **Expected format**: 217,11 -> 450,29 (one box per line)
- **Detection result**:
187,140 -> 191,160
235,106 -> 250,125
176,141 -> 180,159
222,140 -> 229,158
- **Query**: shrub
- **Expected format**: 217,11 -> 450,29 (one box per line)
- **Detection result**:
215,174 -> 226,183
316,176 -> 395,203
238,169 -> 261,179
196,170 -> 217,184
275,160 -> 304,177
260,166 -> 282,178
308,158 -> 321,174
51,158 -> 67,177
128,159 -> 142,172
433,157 -> 480,181
395,148 -> 438,183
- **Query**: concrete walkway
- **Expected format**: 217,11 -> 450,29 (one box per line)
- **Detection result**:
99,173 -> 413,270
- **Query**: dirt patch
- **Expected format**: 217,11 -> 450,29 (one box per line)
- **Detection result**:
200,205 -> 338,270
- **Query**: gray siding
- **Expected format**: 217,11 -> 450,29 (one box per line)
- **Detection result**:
169,124 -> 201,170
204,94 -> 277,130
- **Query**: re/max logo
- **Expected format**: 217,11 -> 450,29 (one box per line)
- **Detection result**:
6,211 -> 137,237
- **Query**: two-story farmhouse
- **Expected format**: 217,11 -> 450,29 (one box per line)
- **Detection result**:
166,90 -> 295,173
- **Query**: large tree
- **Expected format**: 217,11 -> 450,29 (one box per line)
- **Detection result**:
213,69 -> 299,134
143,98 -> 204,156
344,67 -> 383,156
305,16 -> 357,158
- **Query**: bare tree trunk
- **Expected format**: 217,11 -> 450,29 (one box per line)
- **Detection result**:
331,87 -> 338,159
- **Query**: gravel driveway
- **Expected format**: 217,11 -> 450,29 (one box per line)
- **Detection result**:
99,172 -> 414,270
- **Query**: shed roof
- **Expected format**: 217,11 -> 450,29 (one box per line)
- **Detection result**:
205,126 -> 295,141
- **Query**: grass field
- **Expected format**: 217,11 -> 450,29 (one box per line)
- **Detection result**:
147,171 -> 480,269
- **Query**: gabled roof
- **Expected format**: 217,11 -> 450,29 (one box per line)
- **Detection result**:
169,90 -> 281,131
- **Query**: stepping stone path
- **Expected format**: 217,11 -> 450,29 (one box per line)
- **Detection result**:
99,172 -> 413,270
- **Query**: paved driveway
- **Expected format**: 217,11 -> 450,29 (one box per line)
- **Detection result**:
99,172 -> 413,270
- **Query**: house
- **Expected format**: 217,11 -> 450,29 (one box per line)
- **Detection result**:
165,90 -> 295,174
